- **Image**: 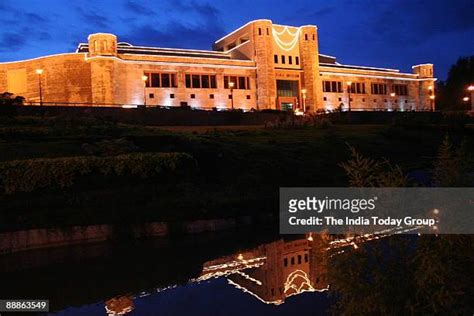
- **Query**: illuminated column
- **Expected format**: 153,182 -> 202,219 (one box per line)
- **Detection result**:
252,20 -> 277,110
88,33 -> 118,105
412,64 -> 434,111
299,25 -> 322,112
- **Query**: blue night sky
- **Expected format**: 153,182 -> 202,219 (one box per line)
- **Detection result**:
0,0 -> 473,80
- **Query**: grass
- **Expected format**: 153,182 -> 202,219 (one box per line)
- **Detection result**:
0,114 -> 471,232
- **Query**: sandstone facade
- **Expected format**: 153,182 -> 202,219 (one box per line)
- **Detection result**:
0,20 -> 436,112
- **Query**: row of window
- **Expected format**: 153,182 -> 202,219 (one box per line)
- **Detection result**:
147,93 -> 252,100
223,76 -> 251,89
145,73 -> 251,90
323,81 -> 409,96
144,73 -> 178,88
283,253 -> 309,267
274,55 -> 300,66
323,96 -> 410,104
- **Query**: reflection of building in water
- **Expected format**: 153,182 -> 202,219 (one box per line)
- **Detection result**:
197,234 -> 329,305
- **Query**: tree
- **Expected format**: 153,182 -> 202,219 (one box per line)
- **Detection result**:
436,56 -> 474,111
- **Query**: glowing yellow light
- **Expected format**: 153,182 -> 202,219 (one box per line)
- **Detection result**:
229,82 -> 235,88
352,243 -> 359,249
141,75 -> 148,81
347,81 -> 352,86
237,253 -> 243,260
390,92 -> 396,97
429,95 -> 435,100
301,88 -> 307,94
468,85 -> 474,91
433,225 -> 438,231
463,96 -> 469,102
307,234 -> 313,241
428,85 -> 433,90
36,69 -> 44,75
433,208 -> 439,215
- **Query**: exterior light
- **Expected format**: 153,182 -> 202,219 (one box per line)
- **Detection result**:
142,75 -> 148,107
301,88 -> 307,113
433,208 -> 439,215
301,88 -> 307,94
428,85 -> 433,90
237,253 -> 244,260
347,81 -> 352,86
468,85 -> 474,91
390,92 -> 396,97
462,96 -> 469,102
36,69 -> 44,106
429,95 -> 435,100
229,82 -> 235,110
307,234 -> 313,241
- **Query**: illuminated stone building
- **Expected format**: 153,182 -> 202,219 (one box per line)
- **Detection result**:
197,235 -> 329,305
0,19 -> 436,112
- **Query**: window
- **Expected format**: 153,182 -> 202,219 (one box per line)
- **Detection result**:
371,83 -> 387,95
298,255 -> 302,264
274,55 -> 278,63
185,74 -> 217,89
289,56 -> 293,64
305,34 -> 308,40
284,258 -> 288,267
304,254 -> 308,263
210,75 -> 217,88
349,82 -> 366,94
246,95 -> 251,99
312,34 -> 315,40
291,257 -> 295,265
210,94 -> 214,99
224,76 -> 251,89
192,75 -> 200,88
201,75 -> 210,88
266,28 -> 269,35
323,81 -> 343,93
258,28 -> 262,35
161,73 -> 170,87
295,56 -> 299,65
151,73 -> 160,87
144,72 -> 177,88
281,55 -> 286,64
170,93 -> 175,98
190,94 -> 195,99
323,97 -> 327,101
228,94 -> 233,99
149,93 -> 154,99
392,84 -> 408,96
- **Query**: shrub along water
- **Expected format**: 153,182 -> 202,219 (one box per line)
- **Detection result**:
0,152 -> 197,194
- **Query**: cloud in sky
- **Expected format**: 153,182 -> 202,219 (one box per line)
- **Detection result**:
0,0 -> 472,79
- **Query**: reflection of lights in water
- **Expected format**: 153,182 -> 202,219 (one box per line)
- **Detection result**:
227,279 -> 284,305
105,296 -> 134,315
352,243 -> 359,249
284,270 -> 314,296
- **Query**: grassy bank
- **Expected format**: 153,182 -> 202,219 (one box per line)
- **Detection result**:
0,115 -> 472,232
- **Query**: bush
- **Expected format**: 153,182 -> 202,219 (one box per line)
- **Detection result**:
0,152 -> 197,194
265,114 -> 332,129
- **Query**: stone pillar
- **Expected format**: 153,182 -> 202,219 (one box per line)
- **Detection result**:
252,20 -> 277,110
412,64 -> 434,111
87,33 -> 118,105
299,26 -> 322,112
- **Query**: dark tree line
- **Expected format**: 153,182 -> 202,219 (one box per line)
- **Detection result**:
436,56 -> 474,111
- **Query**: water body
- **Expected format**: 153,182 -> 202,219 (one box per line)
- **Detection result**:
0,228 -> 335,315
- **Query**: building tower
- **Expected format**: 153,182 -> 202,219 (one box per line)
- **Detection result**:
299,26 -> 322,112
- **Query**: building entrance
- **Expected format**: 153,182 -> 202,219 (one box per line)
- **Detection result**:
277,80 -> 299,111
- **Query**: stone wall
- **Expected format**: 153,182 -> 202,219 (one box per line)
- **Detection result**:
0,53 -> 92,104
